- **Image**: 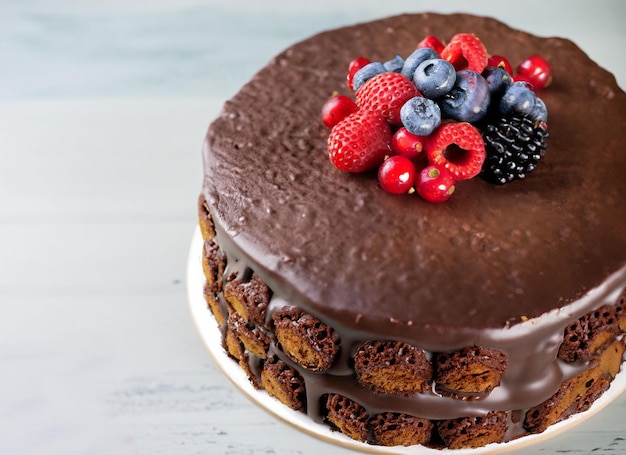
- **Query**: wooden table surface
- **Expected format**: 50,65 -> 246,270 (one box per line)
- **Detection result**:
1,1 -> 624,454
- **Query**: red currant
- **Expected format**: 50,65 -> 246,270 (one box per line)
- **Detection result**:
516,55 -> 552,89
416,165 -> 456,203
486,55 -> 513,75
378,155 -> 417,194
417,35 -> 445,54
391,127 -> 425,161
347,56 -> 371,90
321,94 -> 358,128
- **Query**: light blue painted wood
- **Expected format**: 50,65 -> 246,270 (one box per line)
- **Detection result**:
1,0 -> 624,100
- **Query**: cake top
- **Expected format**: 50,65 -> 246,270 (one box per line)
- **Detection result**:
203,13 -> 626,348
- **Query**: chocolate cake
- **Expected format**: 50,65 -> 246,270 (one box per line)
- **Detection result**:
196,13 -> 626,449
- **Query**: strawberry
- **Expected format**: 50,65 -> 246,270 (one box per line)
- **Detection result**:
355,72 -> 420,125
327,110 -> 391,173
440,33 -> 488,74
425,122 -> 486,180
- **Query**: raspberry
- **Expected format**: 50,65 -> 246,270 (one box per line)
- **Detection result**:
441,33 -> 488,74
425,122 -> 486,180
327,110 -> 392,173
355,72 -> 420,125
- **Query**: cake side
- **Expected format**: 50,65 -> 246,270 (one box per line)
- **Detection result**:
198,196 -> 626,448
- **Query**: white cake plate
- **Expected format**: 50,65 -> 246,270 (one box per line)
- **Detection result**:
187,226 -> 626,454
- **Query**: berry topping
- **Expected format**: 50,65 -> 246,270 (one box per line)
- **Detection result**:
516,55 -> 552,89
327,110 -> 391,173
417,35 -> 446,54
401,47 -> 440,81
400,96 -> 441,136
321,94 -> 358,128
356,72 -> 420,125
528,97 -> 548,124
440,33 -> 488,73
416,165 -> 456,203
412,58 -> 457,99
482,66 -> 513,99
383,54 -> 405,73
440,69 -> 491,123
486,55 -> 513,75
324,31 -> 553,199
378,155 -> 417,194
425,122 -> 486,180
391,127 -> 425,160
480,115 -> 549,185
347,57 -> 372,89
499,81 -> 537,117
352,61 -> 387,90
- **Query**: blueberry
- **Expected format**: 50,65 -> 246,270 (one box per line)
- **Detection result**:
482,66 -> 513,99
439,70 -> 490,123
400,96 -> 441,136
499,81 -> 537,117
384,54 -> 405,73
528,97 -> 548,123
400,47 -> 440,81
413,58 -> 456,99
353,62 -> 386,90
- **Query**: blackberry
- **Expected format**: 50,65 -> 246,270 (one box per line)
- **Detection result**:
480,115 -> 549,185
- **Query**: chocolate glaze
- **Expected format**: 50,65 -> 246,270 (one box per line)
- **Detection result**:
202,13 -> 626,423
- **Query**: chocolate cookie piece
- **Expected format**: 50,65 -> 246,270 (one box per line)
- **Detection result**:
434,346 -> 508,396
369,412 -> 433,447
558,303 -> 621,363
616,289 -> 626,331
525,338 -> 625,433
200,234 -> 228,325
261,355 -> 307,412
227,310 -> 270,359
323,394 -> 369,442
563,373 -> 612,416
197,194 -> 216,241
223,320 -> 257,386
437,411 -> 508,449
202,239 -> 226,293
203,282 -> 228,327
224,273 -> 271,326
272,306 -> 340,371
354,340 -> 433,395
